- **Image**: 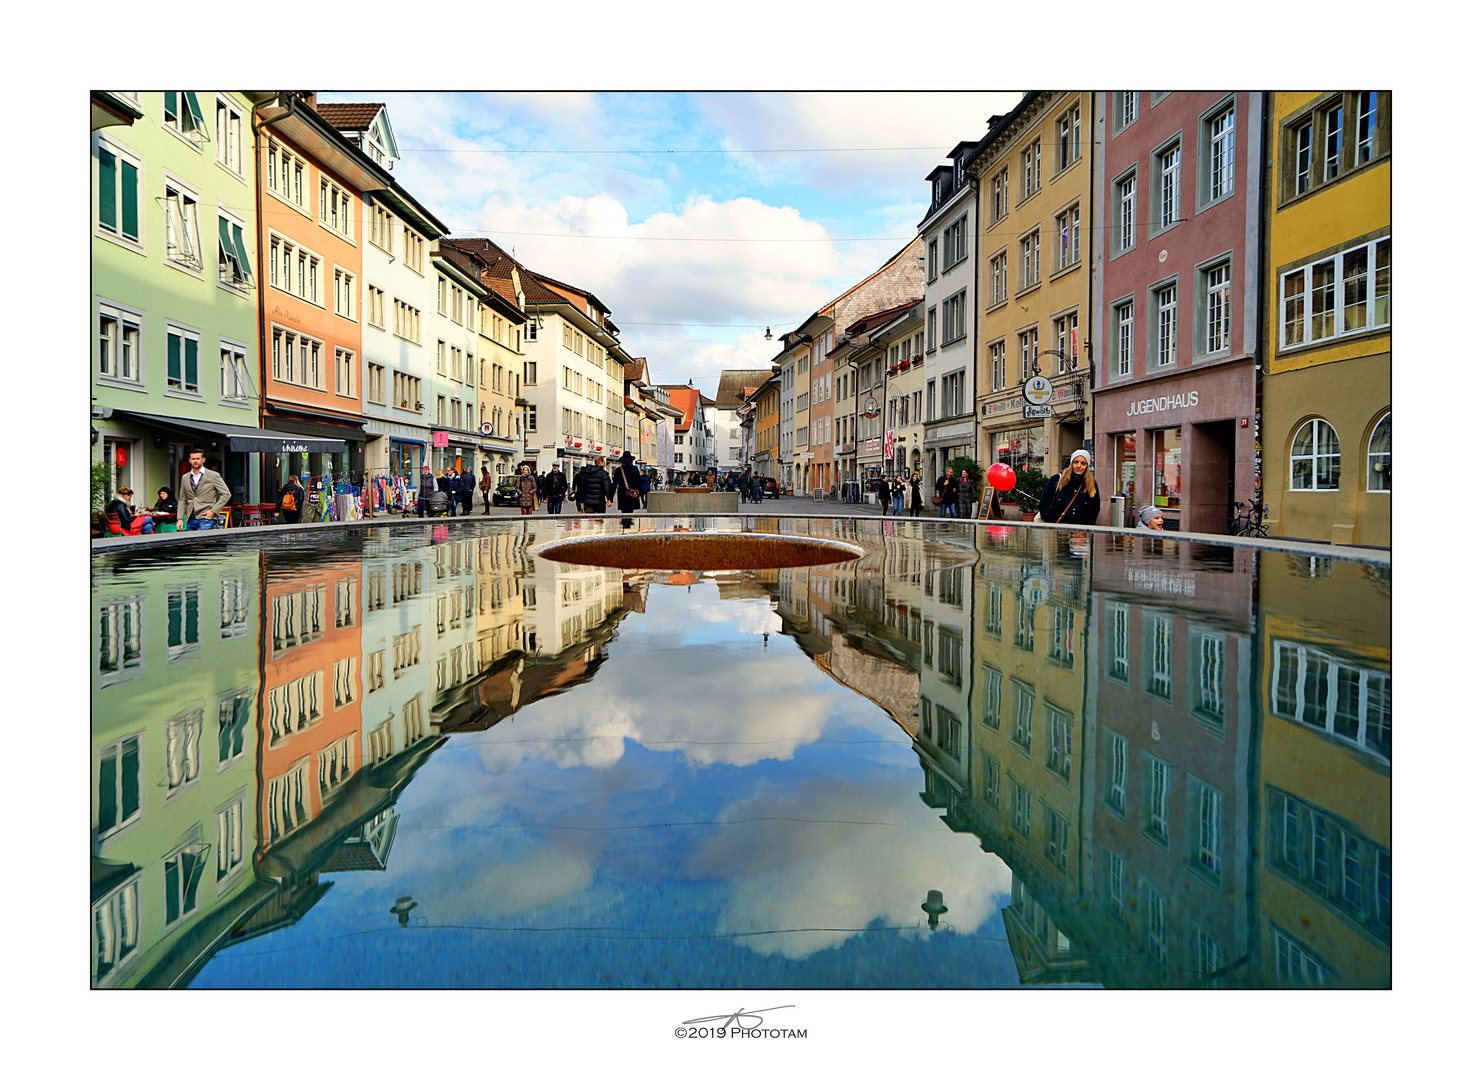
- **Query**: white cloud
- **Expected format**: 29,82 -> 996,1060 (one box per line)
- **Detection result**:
693,776 -> 1011,960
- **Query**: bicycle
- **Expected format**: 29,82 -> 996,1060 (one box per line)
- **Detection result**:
1227,500 -> 1269,538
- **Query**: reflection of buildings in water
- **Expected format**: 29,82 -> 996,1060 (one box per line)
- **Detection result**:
429,538 -> 482,724
360,539 -> 435,771
1001,874 -> 1094,985
91,552 -> 263,988
1082,532 -> 1256,986
964,529 -> 1090,935
1255,552 -> 1390,987
260,559 -> 364,858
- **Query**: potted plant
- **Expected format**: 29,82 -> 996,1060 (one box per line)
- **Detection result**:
1015,466 -> 1050,521
91,459 -> 109,536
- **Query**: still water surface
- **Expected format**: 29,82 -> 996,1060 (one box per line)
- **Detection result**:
90,517 -> 1390,988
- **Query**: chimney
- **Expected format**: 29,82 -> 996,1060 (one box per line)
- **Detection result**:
300,91 -> 318,107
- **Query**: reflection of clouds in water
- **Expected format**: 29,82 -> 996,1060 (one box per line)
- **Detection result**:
692,776 -> 1011,960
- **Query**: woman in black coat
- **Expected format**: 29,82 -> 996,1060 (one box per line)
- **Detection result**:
908,473 -> 924,517
612,452 -> 644,513
1037,450 -> 1101,525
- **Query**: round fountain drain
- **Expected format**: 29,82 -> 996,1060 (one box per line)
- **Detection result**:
536,531 -> 862,571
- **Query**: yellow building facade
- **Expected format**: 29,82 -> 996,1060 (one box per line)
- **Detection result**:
971,92 -> 1095,482
1262,92 -> 1391,546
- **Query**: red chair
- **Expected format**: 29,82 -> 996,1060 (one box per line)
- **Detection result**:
106,510 -> 152,536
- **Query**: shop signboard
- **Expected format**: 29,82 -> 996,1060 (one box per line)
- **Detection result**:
1023,405 -> 1053,419
1023,376 -> 1053,406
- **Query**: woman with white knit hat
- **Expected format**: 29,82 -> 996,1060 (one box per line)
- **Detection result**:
1036,449 -> 1101,526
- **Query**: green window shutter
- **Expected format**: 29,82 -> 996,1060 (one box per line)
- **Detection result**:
185,337 -> 199,389
165,91 -> 177,119
98,147 -> 116,229
120,160 -> 138,239
217,216 -> 235,274
168,333 -> 181,386
231,222 -> 253,282
121,739 -> 140,821
184,92 -> 205,127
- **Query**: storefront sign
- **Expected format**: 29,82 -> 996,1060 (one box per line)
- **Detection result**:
1123,565 -> 1197,597
1023,376 -> 1053,405
114,445 -> 128,467
1127,391 -> 1199,416
1023,405 -> 1053,419
432,431 -> 449,447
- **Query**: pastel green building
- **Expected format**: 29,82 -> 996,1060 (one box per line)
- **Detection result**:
91,91 -> 268,510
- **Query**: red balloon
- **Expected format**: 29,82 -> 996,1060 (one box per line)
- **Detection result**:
987,462 -> 1016,491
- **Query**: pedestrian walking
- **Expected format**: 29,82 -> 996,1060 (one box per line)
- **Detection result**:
515,464 -> 538,516
909,473 -> 924,517
276,474 -> 306,525
750,473 -> 763,503
1135,505 -> 1165,530
956,468 -> 978,520
1036,450 -> 1101,526
417,466 -> 437,517
890,475 -> 905,516
613,452 -> 644,513
479,466 -> 493,514
574,456 -> 613,514
177,448 -> 231,530
439,468 -> 459,516
545,463 -> 568,514
935,467 -> 959,518
877,476 -> 890,515
458,465 -> 476,515
640,468 -> 651,508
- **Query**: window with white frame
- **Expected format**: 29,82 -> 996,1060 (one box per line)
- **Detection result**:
1107,601 -> 1130,680
220,341 -> 252,404
1058,105 -> 1081,171
98,303 -> 142,385
266,140 -> 307,210
1290,417 -> 1341,490
1103,850 -> 1124,913
334,268 -> 355,320
1020,230 -> 1041,289
1200,260 -> 1231,355
266,671 -> 323,747
165,324 -> 202,396
1274,927 -> 1327,985
215,795 -> 246,884
1155,140 -> 1181,232
1367,413 -> 1390,492
370,204 -> 396,251
992,167 -> 1008,221
319,177 -> 353,239
1153,282 -> 1178,367
335,348 -> 355,398
1271,640 -> 1389,760
1201,100 -> 1237,206
1021,139 -> 1041,197
989,251 -> 1008,307
97,137 -> 143,247
942,291 -> 967,345
1114,92 -> 1139,132
216,689 -> 251,769
1144,880 -> 1168,967
217,212 -> 253,288
367,285 -> 386,329
268,235 -> 321,304
1145,756 -> 1171,842
1116,171 -> 1137,254
980,665 -> 1002,728
1055,205 -> 1080,269
163,834 -> 207,928
1045,805 -> 1070,871
926,307 -> 937,351
92,874 -> 140,985
1195,631 -> 1226,722
1012,683 -> 1034,751
1114,300 -> 1134,377
990,341 -> 1006,391
943,214 -> 968,269
266,760 -> 310,845
1046,706 -> 1073,779
1147,613 -> 1173,698
1323,101 -> 1343,183
403,227 -> 424,271
214,96 -> 244,176
270,326 -> 324,390
163,91 -> 206,145
1106,731 -> 1128,813
1054,314 -> 1078,374
162,178 -> 203,274
926,238 -> 938,282
1284,238 -> 1391,350
163,708 -> 203,801
1019,327 -> 1038,381
96,732 -> 143,837
367,362 -> 386,405
1012,780 -> 1032,835
1191,777 -> 1223,880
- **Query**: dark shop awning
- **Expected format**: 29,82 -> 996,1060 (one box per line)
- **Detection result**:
111,411 -> 346,454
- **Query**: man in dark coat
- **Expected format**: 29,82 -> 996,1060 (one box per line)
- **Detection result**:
935,466 -> 959,518
458,465 -> 476,515
545,463 -> 568,514
573,457 -> 613,513
438,467 -> 461,516
418,466 -> 437,517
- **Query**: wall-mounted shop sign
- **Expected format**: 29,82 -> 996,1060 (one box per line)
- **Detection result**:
1126,391 -> 1199,417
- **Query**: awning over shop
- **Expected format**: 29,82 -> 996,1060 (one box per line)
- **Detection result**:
111,411 -> 346,454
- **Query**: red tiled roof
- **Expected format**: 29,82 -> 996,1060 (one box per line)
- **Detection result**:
314,102 -> 385,131
655,385 -> 699,431
439,238 -> 529,316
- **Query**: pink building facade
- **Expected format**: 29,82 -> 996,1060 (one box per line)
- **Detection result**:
1092,93 -> 1264,533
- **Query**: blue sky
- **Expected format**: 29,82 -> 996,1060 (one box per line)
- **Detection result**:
318,91 -> 1023,391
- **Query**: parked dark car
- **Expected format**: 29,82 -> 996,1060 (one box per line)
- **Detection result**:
761,477 -> 780,499
490,475 -> 521,507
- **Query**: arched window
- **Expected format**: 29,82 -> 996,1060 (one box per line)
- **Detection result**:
1367,413 -> 1390,492
1291,419 -> 1341,490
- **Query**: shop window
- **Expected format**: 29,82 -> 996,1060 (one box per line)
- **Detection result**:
1115,433 -> 1138,506
1153,428 -> 1182,509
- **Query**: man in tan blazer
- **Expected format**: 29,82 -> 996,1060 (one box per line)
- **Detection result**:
177,447 -> 232,530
